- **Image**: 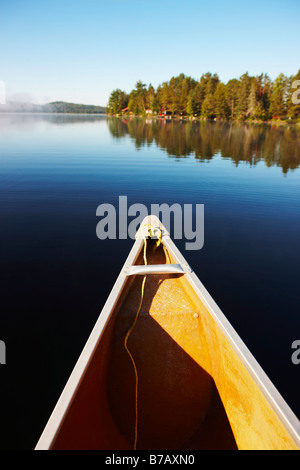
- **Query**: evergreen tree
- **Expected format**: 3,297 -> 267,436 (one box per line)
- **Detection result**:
270,73 -> 288,118
156,81 -> 172,112
188,82 -> 206,116
237,72 -> 251,118
186,94 -> 194,116
287,70 -> 300,120
247,78 -> 258,118
128,81 -> 147,114
179,76 -> 196,114
151,95 -> 161,114
226,79 -> 240,119
259,74 -> 272,120
214,83 -> 230,119
146,84 -> 155,110
107,89 -> 128,114
200,72 -> 220,94
201,93 -> 215,119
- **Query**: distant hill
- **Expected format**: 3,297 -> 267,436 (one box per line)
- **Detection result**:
0,100 -> 106,114
44,101 -> 106,114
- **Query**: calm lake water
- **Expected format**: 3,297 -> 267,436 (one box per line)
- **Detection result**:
0,114 -> 300,449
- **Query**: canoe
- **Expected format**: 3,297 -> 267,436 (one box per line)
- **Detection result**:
35,215 -> 300,450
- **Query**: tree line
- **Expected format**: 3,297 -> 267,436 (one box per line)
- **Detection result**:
106,70 -> 300,121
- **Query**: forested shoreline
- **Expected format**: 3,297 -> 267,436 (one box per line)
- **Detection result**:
107,70 -> 300,122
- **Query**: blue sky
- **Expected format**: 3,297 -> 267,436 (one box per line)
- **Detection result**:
1,0 -> 299,106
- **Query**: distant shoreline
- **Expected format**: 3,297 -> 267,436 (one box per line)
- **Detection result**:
0,100 -> 106,114
0,112 -> 106,115
1,112 -> 299,128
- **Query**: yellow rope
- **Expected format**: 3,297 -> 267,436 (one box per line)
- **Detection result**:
124,239 -> 147,450
123,224 -> 162,450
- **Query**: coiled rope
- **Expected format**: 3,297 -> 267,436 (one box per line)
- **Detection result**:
123,225 -> 162,450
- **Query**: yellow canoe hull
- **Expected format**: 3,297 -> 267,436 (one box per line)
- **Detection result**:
36,216 -> 300,450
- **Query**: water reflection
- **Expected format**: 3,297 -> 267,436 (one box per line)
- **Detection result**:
106,117 -> 300,174
0,113 -> 106,129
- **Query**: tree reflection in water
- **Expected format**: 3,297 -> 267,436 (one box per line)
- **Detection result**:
107,117 -> 300,174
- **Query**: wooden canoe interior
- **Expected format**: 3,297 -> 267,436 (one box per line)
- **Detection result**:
51,240 -> 298,450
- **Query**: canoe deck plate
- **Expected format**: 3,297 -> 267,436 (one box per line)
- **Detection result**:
122,263 -> 192,276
